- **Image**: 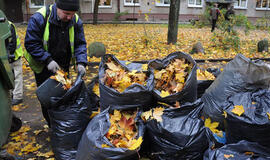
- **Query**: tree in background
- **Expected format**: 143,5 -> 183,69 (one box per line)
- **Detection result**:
167,0 -> 180,44
93,0 -> 100,25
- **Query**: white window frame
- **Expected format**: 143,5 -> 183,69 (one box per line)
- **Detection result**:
256,0 -> 270,10
234,0 -> 248,9
155,0 -> 170,7
188,0 -> 203,8
29,0 -> 45,8
99,0 -> 112,8
124,0 -> 140,6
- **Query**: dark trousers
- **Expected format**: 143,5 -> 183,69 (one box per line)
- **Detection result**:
34,67 -> 54,127
211,19 -> 217,32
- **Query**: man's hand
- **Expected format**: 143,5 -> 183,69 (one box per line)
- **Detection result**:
77,64 -> 86,76
47,60 -> 60,73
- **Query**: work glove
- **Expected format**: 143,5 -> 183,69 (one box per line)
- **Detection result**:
77,64 -> 86,76
47,60 -> 60,73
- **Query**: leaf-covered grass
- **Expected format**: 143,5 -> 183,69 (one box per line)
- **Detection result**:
17,24 -> 269,62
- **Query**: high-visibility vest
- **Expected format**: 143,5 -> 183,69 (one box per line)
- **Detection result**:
8,21 -> 24,60
24,5 -> 78,74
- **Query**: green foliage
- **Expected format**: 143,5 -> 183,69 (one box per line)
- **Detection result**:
210,12 -> 253,51
256,16 -> 270,30
113,11 -> 129,23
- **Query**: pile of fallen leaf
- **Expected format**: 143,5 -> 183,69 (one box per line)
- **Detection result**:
103,58 -> 148,93
154,58 -> 193,97
102,110 -> 142,150
197,69 -> 215,80
2,126 -> 54,159
141,107 -> 165,123
50,70 -> 72,90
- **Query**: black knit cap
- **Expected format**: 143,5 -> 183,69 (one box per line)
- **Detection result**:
56,0 -> 79,11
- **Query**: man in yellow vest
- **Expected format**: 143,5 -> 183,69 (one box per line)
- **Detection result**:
7,21 -> 24,106
24,0 -> 87,126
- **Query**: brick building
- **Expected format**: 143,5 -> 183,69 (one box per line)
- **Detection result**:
1,0 -> 270,23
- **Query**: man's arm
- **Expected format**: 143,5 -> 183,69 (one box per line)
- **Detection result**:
24,13 -> 52,65
74,18 -> 88,66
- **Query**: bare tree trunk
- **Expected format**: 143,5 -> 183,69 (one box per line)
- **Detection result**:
93,0 -> 100,25
117,0 -> 120,13
167,0 -> 180,44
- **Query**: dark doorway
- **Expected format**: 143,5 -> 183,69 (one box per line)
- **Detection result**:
206,2 -> 232,10
2,0 -> 23,22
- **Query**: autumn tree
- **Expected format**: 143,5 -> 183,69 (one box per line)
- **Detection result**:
93,0 -> 100,25
167,0 -> 180,44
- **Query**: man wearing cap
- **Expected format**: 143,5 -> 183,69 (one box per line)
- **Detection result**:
24,0 -> 87,126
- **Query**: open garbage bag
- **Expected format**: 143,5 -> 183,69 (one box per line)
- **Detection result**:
148,51 -> 197,105
202,54 -> 270,128
76,107 -> 145,160
48,75 -> 92,160
146,99 -> 208,160
99,54 -> 155,111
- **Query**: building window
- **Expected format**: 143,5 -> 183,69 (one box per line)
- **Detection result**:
188,0 -> 203,7
156,0 -> 170,6
234,0 -> 248,9
256,0 -> 270,9
124,0 -> 140,6
99,0 -> 112,8
29,0 -> 45,8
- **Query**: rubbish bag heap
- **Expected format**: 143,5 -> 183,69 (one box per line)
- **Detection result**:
48,73 -> 92,160
202,54 -> 270,128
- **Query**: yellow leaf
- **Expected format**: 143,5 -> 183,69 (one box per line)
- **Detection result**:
223,111 -> 227,118
101,144 -> 110,148
141,64 -> 148,71
110,110 -> 121,122
93,82 -> 100,96
33,130 -> 42,135
128,70 -> 138,76
154,69 -> 166,79
153,107 -> 164,122
141,109 -> 152,121
36,150 -> 54,158
204,118 -> 223,137
231,105 -> 245,116
245,152 -> 254,156
160,90 -> 170,98
106,62 -> 121,71
267,112 -> 270,120
125,61 -> 131,65
90,110 -> 100,119
128,136 -> 143,150
175,72 -> 185,83
224,154 -> 234,159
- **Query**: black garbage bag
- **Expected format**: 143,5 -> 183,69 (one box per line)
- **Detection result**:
202,54 -> 270,128
224,89 -> 270,148
99,54 -> 155,111
146,99 -> 208,160
48,75 -> 92,160
204,140 -> 270,160
148,51 -> 197,105
76,107 -> 145,160
87,76 -> 100,111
